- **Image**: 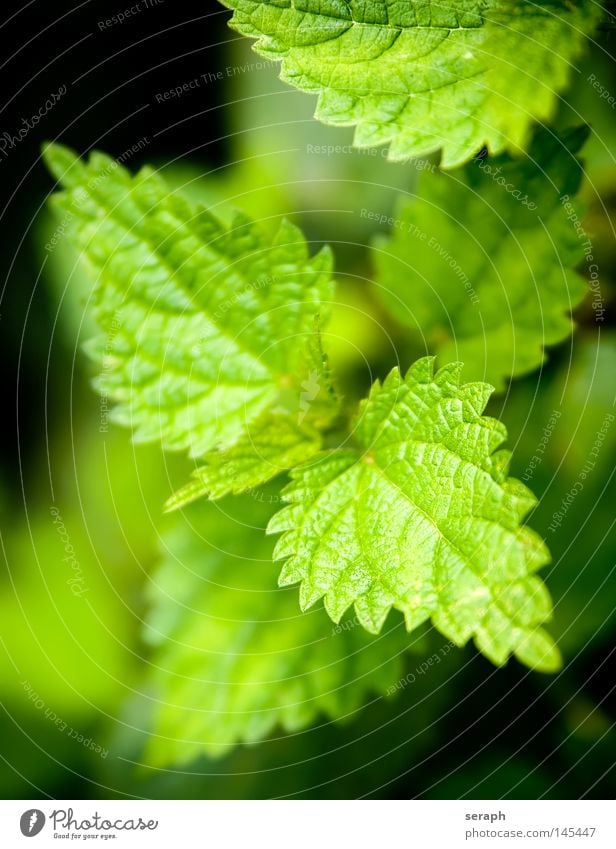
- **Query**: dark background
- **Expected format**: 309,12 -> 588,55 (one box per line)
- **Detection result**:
0,0 -> 232,488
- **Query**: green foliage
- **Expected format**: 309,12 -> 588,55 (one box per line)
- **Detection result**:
0,423 -> 165,718
166,331 -> 338,509
43,144 -> 563,682
221,0 -> 601,166
270,358 -> 560,671
144,495 -> 410,763
42,144 -> 336,474
17,7 -> 616,794
373,128 -> 589,388
42,114 -> 601,768
164,414 -> 321,509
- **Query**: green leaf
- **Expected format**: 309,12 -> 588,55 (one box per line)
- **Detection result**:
221,0 -> 602,167
372,127 -> 589,389
43,143 -> 335,460
164,413 -> 321,509
144,497 -> 410,764
270,357 -> 561,671
165,322 -> 339,509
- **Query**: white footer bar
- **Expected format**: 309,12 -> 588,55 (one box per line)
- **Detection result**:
0,800 -> 613,848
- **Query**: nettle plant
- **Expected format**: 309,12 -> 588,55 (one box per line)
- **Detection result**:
44,0 -> 603,763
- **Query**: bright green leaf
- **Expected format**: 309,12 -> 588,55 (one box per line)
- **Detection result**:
221,0 -> 602,167
164,413 -> 321,509
165,324 -> 339,509
270,357 -> 561,671
43,143 -> 335,462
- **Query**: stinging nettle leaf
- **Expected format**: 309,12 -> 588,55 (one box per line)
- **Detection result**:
164,413 -> 322,510
165,321 -> 339,509
372,127 -> 589,389
269,357 -> 561,672
220,0 -> 602,167
43,144 -> 336,477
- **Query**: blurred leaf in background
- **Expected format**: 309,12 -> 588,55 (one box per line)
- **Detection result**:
142,492 -> 416,766
497,333 -> 616,659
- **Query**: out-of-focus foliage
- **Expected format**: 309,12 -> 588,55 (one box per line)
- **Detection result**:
373,128 -> 589,389
498,333 -> 616,659
0,416 -> 182,795
0,424 -> 176,717
143,492 -> 412,765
